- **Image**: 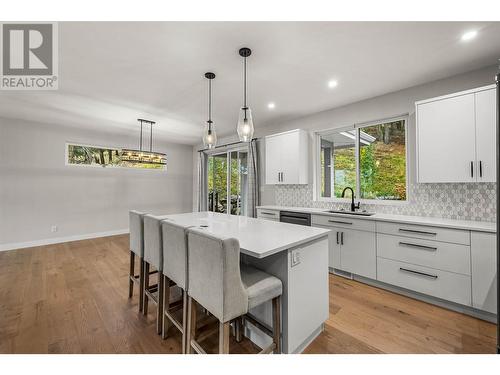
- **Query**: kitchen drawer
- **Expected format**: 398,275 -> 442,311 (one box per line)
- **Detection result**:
312,214 -> 375,232
377,257 -> 471,306
257,209 -> 280,221
376,221 -> 470,245
377,234 -> 471,275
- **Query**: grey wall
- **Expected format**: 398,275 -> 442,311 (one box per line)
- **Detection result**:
0,118 -> 194,249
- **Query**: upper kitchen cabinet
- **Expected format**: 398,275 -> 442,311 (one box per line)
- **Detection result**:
416,85 -> 496,183
265,129 -> 309,184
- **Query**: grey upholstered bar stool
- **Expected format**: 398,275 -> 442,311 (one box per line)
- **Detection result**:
186,228 -> 282,354
161,220 -> 192,353
129,210 -> 146,312
143,214 -> 165,334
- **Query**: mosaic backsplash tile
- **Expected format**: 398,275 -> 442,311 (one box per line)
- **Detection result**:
274,183 -> 497,222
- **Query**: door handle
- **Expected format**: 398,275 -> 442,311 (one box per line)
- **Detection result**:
340,232 -> 344,245
479,160 -> 483,178
328,220 -> 353,225
398,228 -> 437,236
470,161 -> 474,178
336,231 -> 339,245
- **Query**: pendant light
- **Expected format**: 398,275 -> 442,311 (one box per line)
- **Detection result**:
203,72 -> 217,149
237,47 -> 254,142
122,119 -> 167,165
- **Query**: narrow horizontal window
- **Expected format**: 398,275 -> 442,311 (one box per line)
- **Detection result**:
66,143 -> 166,170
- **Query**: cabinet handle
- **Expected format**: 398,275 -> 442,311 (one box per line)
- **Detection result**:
281,172 -> 284,182
340,232 -> 344,245
399,267 -> 438,279
470,161 -> 474,178
328,220 -> 353,225
336,231 -> 339,245
399,242 -> 437,251
398,228 -> 437,236
260,212 -> 276,216
479,161 -> 483,178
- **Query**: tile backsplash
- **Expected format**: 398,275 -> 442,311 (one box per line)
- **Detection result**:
274,183 -> 496,222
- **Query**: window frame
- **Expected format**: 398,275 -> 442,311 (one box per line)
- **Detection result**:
313,115 -> 409,204
65,142 -> 167,172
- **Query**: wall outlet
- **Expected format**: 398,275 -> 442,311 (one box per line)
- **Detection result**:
51,225 -> 58,233
291,249 -> 301,267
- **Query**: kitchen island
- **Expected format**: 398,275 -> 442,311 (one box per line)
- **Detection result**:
160,211 -> 330,354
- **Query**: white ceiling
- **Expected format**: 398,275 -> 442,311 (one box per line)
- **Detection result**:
1,21 -> 500,145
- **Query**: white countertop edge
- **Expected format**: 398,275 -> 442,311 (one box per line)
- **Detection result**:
245,231 -> 330,259
257,205 -> 496,233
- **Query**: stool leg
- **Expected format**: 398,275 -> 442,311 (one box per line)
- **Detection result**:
272,296 -> 281,354
186,296 -> 197,354
157,272 -> 164,335
162,275 -> 171,340
128,251 -> 134,298
219,321 -> 230,354
138,258 -> 144,312
181,290 -> 188,354
143,262 -> 150,316
235,317 -> 243,343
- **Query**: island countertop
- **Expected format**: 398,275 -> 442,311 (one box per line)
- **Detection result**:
159,211 -> 330,258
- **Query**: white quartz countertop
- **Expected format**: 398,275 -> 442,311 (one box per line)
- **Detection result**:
158,211 -> 330,258
257,205 -> 496,233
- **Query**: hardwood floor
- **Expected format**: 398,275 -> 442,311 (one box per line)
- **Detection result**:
0,234 -> 496,354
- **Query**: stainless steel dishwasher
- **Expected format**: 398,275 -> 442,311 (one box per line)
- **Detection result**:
279,211 -> 311,226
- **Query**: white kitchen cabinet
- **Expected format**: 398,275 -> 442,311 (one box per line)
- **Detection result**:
265,129 -> 308,184
475,88 -> 497,182
339,228 -> 376,279
471,231 -> 497,314
256,208 -> 280,221
416,85 -> 496,183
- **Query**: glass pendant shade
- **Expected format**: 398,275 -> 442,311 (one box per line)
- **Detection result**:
237,106 -> 254,142
203,121 -> 217,149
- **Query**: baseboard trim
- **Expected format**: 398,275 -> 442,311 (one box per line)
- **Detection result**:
0,229 -> 129,252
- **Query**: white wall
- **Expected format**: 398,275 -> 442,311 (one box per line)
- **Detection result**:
0,118 -> 194,250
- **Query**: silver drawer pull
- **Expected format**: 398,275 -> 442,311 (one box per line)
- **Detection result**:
399,267 -> 438,279
260,212 -> 276,216
328,220 -> 353,225
399,242 -> 437,251
398,228 -> 437,236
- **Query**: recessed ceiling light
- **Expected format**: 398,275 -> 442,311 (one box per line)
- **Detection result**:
267,102 -> 276,109
461,30 -> 478,42
328,80 -> 338,89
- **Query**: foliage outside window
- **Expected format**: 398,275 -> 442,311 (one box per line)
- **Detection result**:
66,144 -> 166,170
318,118 -> 407,201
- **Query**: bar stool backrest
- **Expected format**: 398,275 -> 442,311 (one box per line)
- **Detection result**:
161,220 -> 190,290
129,210 -> 145,257
187,228 -> 248,323
143,214 -> 163,271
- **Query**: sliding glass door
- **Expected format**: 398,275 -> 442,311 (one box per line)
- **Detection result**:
207,148 -> 248,215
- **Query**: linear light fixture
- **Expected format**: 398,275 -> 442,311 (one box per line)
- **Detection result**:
121,119 -> 167,165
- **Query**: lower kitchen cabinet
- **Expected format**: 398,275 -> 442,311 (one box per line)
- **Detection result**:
471,231 -> 497,314
340,229 -> 376,279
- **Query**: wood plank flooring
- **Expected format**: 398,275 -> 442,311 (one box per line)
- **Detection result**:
0,234 -> 496,354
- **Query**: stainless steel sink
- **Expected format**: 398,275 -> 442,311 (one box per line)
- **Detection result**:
324,210 -> 375,216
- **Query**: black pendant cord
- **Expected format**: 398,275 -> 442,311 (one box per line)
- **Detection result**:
150,122 -> 153,152
496,63 -> 500,355
139,119 -> 143,152
244,55 -> 247,109
208,77 -> 212,132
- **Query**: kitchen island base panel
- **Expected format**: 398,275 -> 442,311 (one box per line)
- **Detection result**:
242,236 -> 329,353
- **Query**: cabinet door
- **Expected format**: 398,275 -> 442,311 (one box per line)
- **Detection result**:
265,135 -> 282,184
279,131 -> 300,184
417,93 -> 476,182
475,89 -> 496,182
312,225 -> 341,269
471,231 -> 497,314
340,229 -> 376,279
